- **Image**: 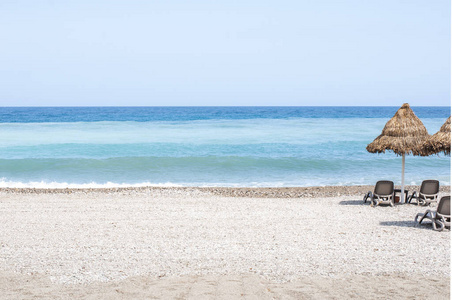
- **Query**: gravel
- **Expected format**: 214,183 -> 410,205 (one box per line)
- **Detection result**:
0,188 -> 449,284
0,185 -> 449,198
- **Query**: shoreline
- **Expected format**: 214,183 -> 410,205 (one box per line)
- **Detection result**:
1,184 -> 450,198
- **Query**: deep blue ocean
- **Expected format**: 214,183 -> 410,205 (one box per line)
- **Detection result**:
0,106 -> 450,188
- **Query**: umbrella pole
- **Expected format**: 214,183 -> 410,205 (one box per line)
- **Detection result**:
401,153 -> 405,203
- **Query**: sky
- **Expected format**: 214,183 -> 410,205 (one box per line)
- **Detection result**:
0,0 -> 450,106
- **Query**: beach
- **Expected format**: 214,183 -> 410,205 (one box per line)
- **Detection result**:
2,0 -> 450,297
0,186 -> 450,299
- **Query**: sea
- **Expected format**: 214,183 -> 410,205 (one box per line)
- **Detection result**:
0,106 -> 450,188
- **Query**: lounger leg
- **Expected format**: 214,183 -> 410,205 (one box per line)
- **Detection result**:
433,220 -> 445,232
374,198 -> 380,207
363,192 -> 372,204
409,192 -> 417,204
415,211 -> 431,224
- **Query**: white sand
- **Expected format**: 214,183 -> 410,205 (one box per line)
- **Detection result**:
0,189 -> 449,299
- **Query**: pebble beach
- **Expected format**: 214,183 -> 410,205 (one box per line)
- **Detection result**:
1,1 -> 450,298
0,186 -> 450,299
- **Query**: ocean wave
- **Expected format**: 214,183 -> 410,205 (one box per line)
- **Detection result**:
0,156 -> 420,174
0,156 -> 448,186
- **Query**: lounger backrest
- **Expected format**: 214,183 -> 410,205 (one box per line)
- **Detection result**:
374,180 -> 394,196
437,196 -> 450,216
420,180 -> 439,195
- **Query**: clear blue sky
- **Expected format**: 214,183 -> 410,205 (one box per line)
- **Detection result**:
0,0 -> 450,106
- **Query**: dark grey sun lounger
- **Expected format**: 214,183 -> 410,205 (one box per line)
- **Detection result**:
415,196 -> 450,231
407,180 -> 439,206
363,180 -> 395,207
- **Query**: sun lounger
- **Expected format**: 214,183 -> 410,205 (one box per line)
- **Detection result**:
407,180 -> 439,206
415,196 -> 450,231
363,180 -> 395,207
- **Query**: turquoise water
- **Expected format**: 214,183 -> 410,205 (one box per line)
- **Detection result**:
0,107 -> 449,187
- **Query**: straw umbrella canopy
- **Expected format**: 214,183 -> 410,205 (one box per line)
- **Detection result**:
422,116 -> 451,156
366,103 -> 430,202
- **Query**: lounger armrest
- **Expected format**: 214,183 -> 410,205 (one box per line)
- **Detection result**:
437,212 -> 451,220
374,193 -> 392,198
374,193 -> 394,207
419,192 -> 439,199
419,193 -> 439,206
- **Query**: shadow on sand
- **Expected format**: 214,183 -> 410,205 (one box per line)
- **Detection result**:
379,220 -> 416,228
338,200 -> 366,206
379,220 -> 440,231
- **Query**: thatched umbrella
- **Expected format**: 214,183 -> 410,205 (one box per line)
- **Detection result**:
422,116 -> 451,156
366,103 -> 430,202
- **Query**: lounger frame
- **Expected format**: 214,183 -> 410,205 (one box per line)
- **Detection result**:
363,180 -> 395,207
408,180 -> 439,206
415,196 -> 450,231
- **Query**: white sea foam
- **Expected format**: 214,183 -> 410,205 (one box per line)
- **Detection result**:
0,180 -> 293,189
0,179 -> 449,189
0,179 -> 183,189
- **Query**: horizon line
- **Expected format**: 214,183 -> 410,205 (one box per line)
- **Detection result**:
1,105 -> 451,108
